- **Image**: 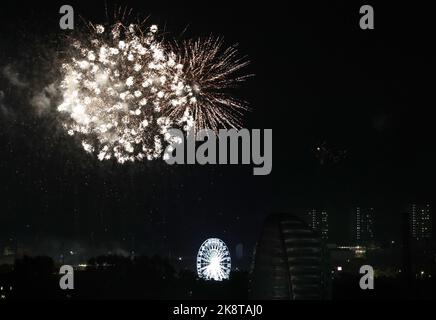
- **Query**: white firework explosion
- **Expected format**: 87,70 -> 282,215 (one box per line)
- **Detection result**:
57,19 -> 249,164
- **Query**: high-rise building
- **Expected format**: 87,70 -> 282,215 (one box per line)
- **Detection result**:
410,204 -> 432,241
307,209 -> 329,240
355,207 -> 374,243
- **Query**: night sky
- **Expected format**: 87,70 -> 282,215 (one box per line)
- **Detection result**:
0,1 -> 435,267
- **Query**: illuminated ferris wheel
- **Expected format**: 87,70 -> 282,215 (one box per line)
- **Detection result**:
196,238 -> 231,281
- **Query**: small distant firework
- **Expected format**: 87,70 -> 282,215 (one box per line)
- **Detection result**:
57,17 -> 250,164
314,141 -> 347,165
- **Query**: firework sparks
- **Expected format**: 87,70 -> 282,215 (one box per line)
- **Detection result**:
167,37 -> 250,132
57,19 -> 250,163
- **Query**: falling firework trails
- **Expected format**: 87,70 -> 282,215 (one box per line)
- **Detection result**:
168,38 -> 250,132
57,9 -> 250,164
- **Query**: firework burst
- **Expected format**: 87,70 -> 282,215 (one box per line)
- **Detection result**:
167,37 -> 250,132
57,17 -> 250,163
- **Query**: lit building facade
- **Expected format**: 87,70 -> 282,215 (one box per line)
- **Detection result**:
410,204 -> 432,241
355,207 -> 374,244
307,209 -> 329,240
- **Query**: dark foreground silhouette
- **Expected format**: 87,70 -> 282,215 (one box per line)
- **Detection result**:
1,255 -> 435,300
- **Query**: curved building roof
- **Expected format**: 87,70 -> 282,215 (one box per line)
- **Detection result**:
252,213 -> 330,300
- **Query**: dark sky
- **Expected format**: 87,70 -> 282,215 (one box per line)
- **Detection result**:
0,1 -> 435,267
